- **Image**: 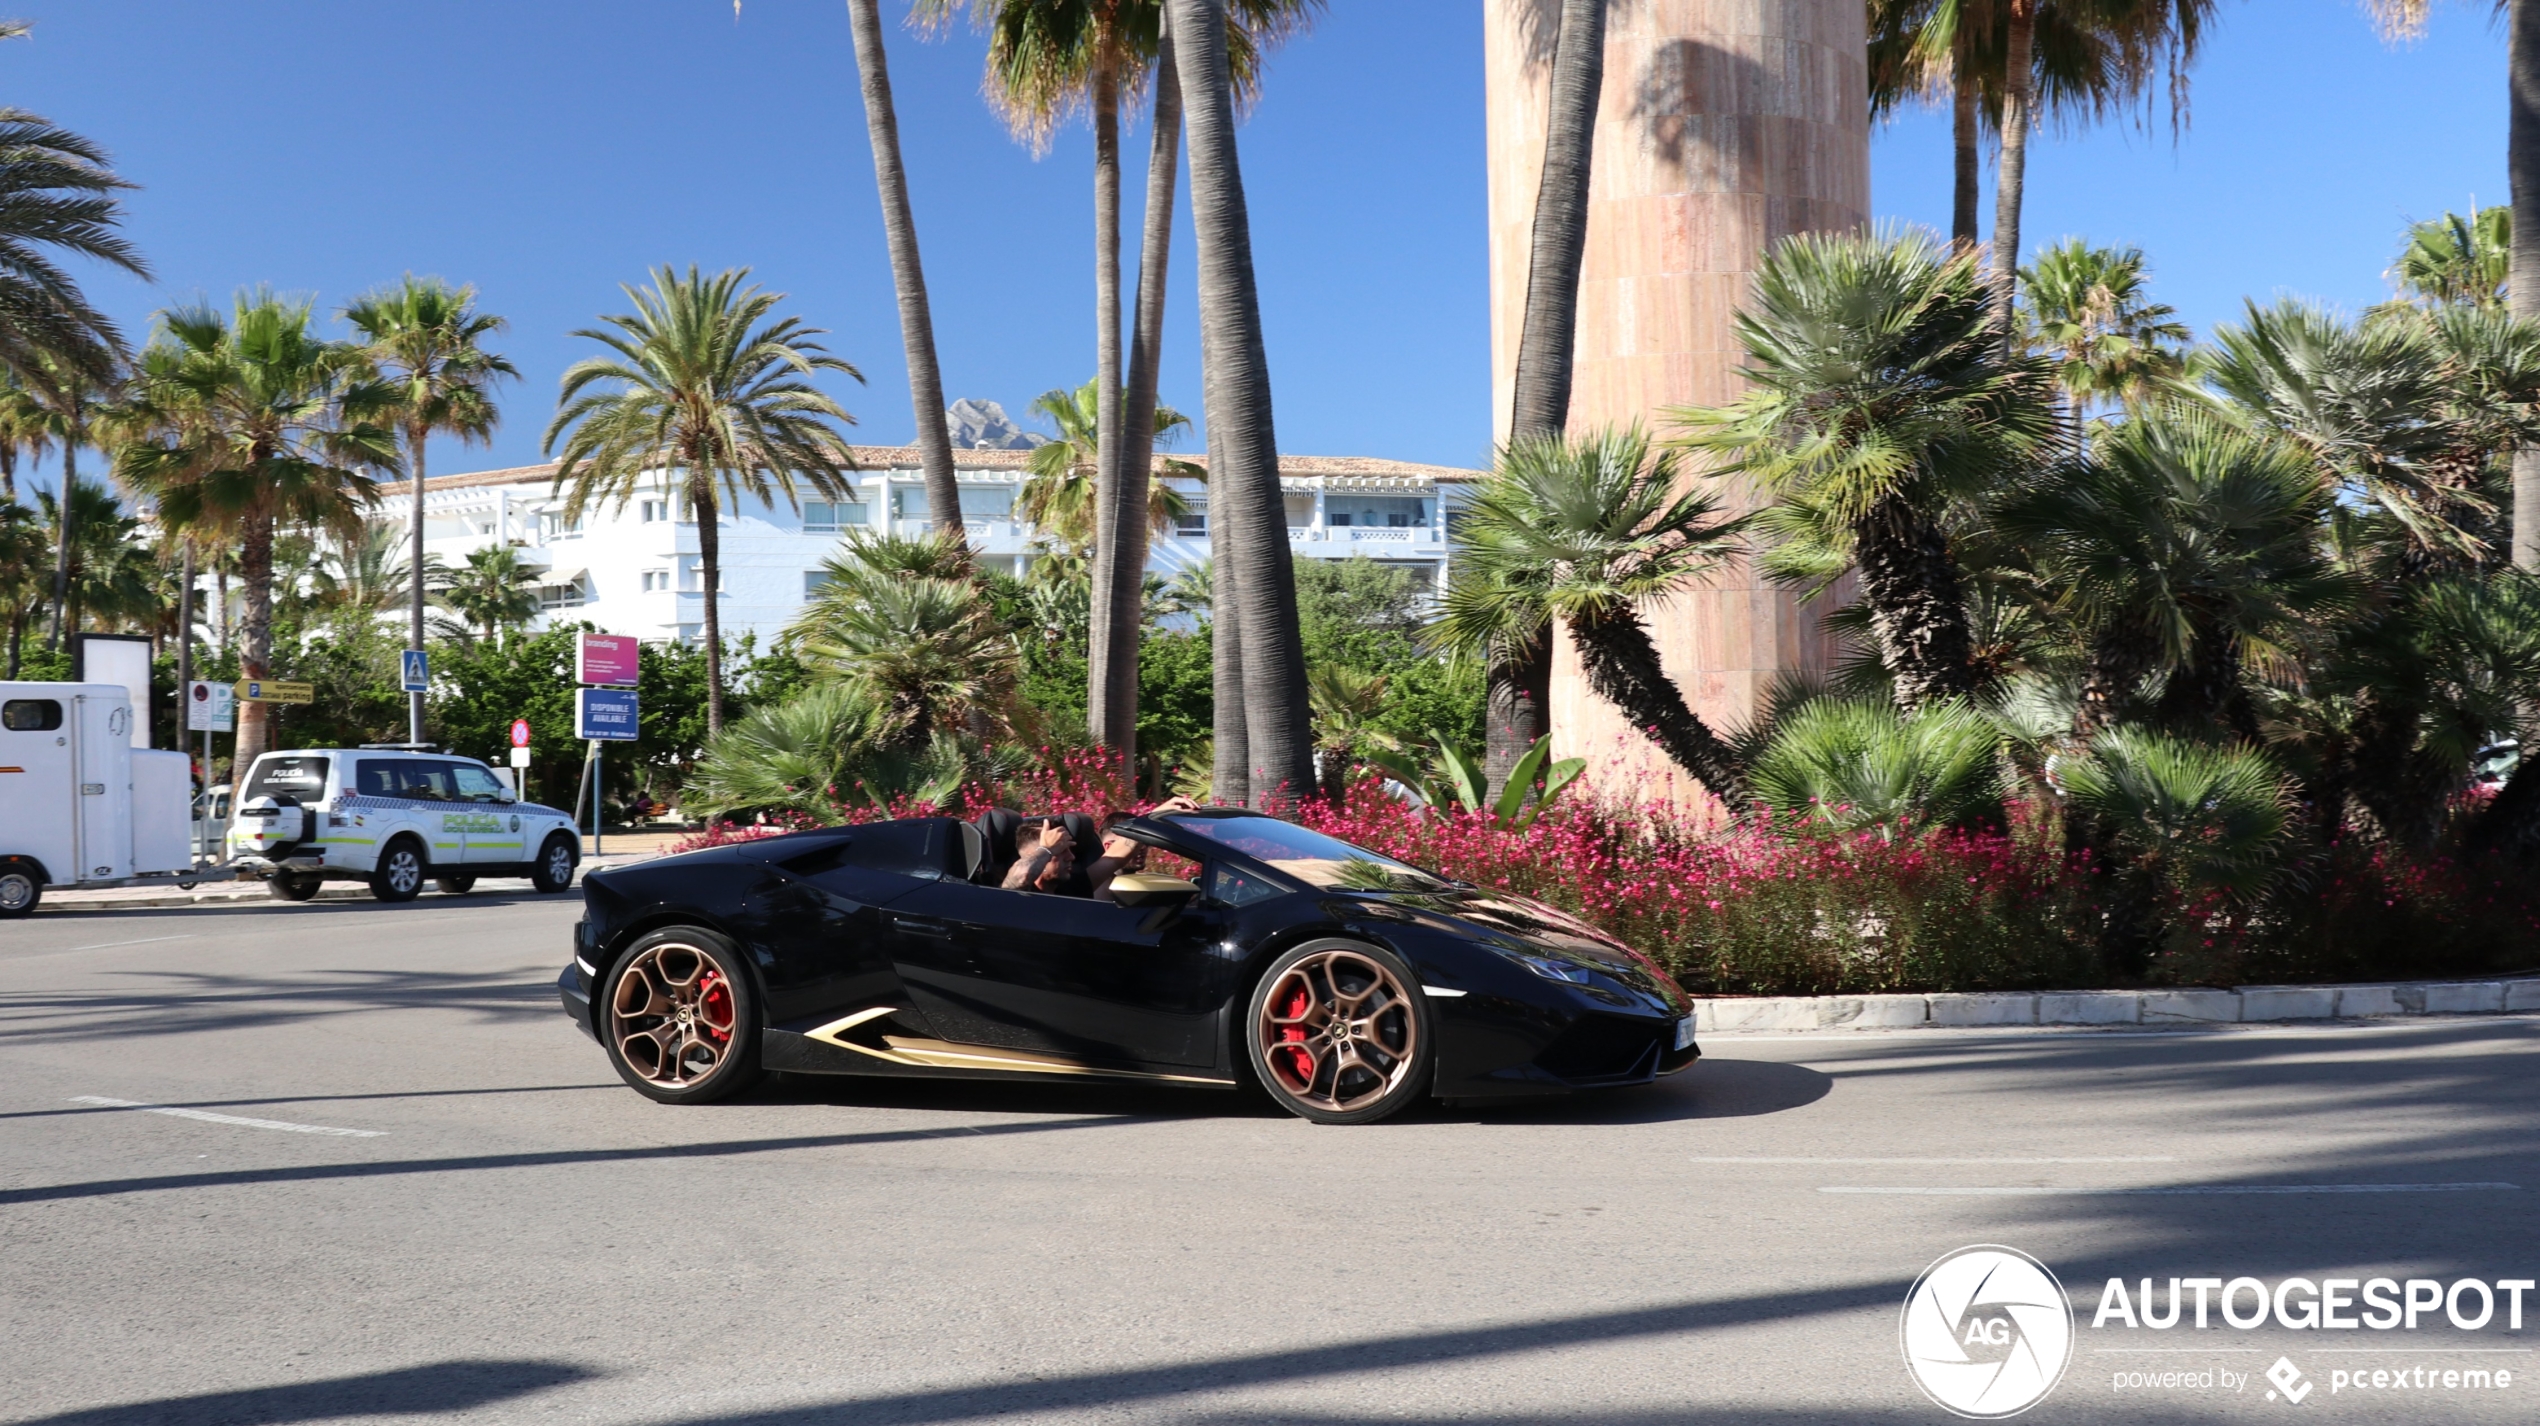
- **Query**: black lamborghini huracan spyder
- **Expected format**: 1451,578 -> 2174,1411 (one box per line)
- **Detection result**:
558,807 -> 1698,1124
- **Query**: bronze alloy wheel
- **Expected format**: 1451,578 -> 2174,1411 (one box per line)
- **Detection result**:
612,941 -> 742,1090
1256,946 -> 1424,1118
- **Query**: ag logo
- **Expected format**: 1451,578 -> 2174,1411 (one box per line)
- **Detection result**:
509,815 -> 521,832
1901,1245 -> 2073,1418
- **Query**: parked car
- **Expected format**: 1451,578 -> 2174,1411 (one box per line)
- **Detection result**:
227,747 -> 582,902
558,807 -> 1697,1124
191,782 -> 232,864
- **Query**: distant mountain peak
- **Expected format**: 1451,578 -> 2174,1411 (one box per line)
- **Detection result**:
946,398 -> 1049,451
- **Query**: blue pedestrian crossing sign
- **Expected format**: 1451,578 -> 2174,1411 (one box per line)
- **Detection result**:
400,649 -> 430,692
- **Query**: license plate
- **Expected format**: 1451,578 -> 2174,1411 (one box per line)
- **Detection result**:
1672,1017 -> 1696,1050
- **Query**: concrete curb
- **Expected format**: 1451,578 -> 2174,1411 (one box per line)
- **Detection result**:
1695,978 -> 2540,1032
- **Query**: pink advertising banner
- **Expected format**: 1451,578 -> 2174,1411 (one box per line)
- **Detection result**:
576,633 -> 639,686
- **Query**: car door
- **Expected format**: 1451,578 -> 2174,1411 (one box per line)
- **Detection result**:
448,762 -> 521,865
886,877 -> 1229,1069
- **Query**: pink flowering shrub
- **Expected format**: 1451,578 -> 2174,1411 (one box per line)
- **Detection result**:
674,755 -> 2540,993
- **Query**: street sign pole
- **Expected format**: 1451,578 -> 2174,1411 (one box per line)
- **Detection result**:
587,739 -> 603,857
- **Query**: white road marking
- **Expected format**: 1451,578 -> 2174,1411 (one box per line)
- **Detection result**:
1820,1182 -> 2517,1196
67,935 -> 193,952
70,1096 -> 386,1138
1693,1156 -> 2177,1165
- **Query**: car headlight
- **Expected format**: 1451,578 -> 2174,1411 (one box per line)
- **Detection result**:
1510,952 -> 1597,985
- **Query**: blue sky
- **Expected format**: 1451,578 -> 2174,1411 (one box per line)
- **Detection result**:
3,1 -> 2513,498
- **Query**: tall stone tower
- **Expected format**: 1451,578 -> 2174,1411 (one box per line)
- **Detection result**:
1484,0 -> 1870,814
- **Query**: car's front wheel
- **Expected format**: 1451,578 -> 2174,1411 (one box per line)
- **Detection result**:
370,838 -> 426,903
1246,940 -> 1433,1125
530,835 -> 576,894
601,928 -> 764,1104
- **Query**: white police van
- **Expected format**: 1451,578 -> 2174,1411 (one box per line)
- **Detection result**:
227,747 -> 582,902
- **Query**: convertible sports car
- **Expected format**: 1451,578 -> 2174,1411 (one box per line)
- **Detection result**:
557,807 -> 1698,1124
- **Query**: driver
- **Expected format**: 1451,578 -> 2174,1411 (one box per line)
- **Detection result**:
999,799 -> 1203,899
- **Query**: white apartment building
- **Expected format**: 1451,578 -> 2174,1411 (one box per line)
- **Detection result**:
379,444 -> 1478,647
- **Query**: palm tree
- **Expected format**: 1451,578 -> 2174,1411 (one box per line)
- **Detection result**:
37,361 -> 109,651
1305,663 -> 1400,803
1449,427 -> 1748,804
342,277 -> 516,744
2061,728 -> 2293,968
2020,239 -> 2189,420
1673,228 -> 2059,709
1870,3 -> 2215,327
434,544 -> 540,645
33,476 -> 153,637
1995,405 -> 2349,739
0,372 -> 48,503
787,532 -> 1021,750
844,0 -> 963,537
1168,0 -> 1314,804
0,496 -> 44,675
2371,1 -> 2537,571
1746,697 -> 2007,834
929,0 -> 1316,762
311,520 -> 442,618
2389,203 -> 2511,310
1017,377 -> 1197,555
113,291 -> 396,768
544,265 -> 861,735
0,24 -> 152,397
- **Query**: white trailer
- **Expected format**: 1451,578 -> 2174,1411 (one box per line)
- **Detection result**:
0,681 -> 228,916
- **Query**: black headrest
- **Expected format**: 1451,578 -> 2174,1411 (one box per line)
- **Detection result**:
972,808 -> 1024,867
1060,811 -> 1102,861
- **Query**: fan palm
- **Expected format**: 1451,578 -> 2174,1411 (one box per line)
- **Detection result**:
0,496 -> 42,674
311,521 -> 442,619
1017,377 -> 1197,555
1747,697 -> 2008,835
544,264 -> 861,735
1673,228 -> 2059,709
1305,663 -> 1400,803
791,575 -> 1022,750
2020,239 -> 2189,420
1451,427 -> 1748,804
35,360 -> 109,651
343,276 -> 515,742
2389,203 -> 2511,310
1995,406 -> 2350,738
2061,729 -> 2294,965
33,476 -> 153,636
0,371 -> 48,503
114,291 -> 395,767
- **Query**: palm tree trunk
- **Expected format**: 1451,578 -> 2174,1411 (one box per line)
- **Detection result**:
1568,605 -> 1743,805
1098,44 -> 1185,767
1986,0 -> 2037,342
407,423 -> 428,745
1856,495 -> 1979,709
846,0 -> 964,537
45,429 -> 74,651
1208,430 -> 1247,806
1484,629 -> 1552,790
1951,31 -> 1981,252
1170,0 -> 1311,807
1506,0 -> 1605,441
235,513 -> 275,770
1087,54 -> 1130,756
695,475 -> 725,737
2513,0 -> 2540,572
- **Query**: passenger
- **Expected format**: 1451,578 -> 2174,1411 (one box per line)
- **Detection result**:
1000,820 -> 1076,893
1087,797 -> 1202,902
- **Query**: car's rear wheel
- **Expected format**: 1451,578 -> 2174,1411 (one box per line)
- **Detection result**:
268,872 -> 322,902
1246,940 -> 1432,1125
0,860 -> 40,917
530,835 -> 576,894
434,874 -> 476,895
602,928 -> 764,1104
370,838 -> 426,903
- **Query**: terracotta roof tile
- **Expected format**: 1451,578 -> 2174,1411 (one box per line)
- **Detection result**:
418,447 -> 1478,494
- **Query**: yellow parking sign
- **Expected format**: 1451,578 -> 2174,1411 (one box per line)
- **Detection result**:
235,679 -> 315,704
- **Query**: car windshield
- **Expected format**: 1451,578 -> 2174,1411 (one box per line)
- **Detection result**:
1165,814 -> 1448,893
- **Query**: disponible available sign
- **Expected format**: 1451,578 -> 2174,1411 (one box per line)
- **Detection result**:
576,687 -> 639,742
576,633 -> 639,686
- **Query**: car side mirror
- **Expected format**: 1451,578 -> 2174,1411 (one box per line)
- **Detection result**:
1109,873 -> 1200,910
496,789 -> 517,804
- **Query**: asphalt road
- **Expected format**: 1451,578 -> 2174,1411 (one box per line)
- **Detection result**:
2,889 -> 2534,1425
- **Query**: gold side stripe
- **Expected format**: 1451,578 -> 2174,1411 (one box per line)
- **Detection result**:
797,1008 -> 1229,1084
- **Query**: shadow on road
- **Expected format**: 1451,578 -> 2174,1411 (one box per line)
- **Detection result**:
0,1114 -> 1150,1209
8,1358 -> 595,1426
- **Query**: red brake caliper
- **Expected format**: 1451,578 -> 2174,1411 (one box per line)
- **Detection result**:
1278,984 -> 1314,1082
696,970 -> 733,1043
